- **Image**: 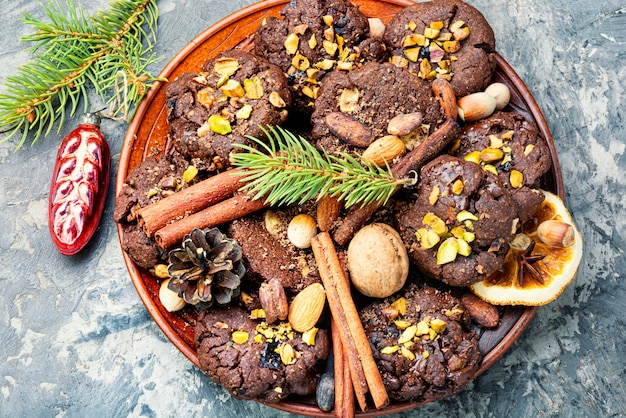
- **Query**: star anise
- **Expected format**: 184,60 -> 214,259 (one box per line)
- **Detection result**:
517,239 -> 546,287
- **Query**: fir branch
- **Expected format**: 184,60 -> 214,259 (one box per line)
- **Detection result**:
230,126 -> 407,209
0,0 -> 163,150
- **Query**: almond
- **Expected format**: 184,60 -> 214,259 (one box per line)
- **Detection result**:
316,195 -> 342,232
288,283 -> 326,332
457,92 -> 497,122
461,293 -> 499,328
361,135 -> 406,167
325,112 -> 373,147
259,278 -> 288,324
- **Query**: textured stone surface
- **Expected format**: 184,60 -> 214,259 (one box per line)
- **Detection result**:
0,0 -> 624,417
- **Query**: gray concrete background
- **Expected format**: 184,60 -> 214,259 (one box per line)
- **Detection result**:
0,0 -> 624,417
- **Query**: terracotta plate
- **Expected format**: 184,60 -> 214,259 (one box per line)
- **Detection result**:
116,0 -> 563,416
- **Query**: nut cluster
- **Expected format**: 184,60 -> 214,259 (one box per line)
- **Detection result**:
394,19 -> 470,81
461,128 -> 528,188
415,211 -> 478,265
194,57 -> 287,137
282,15 -> 366,101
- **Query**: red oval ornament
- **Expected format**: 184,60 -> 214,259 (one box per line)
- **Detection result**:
48,113 -> 111,255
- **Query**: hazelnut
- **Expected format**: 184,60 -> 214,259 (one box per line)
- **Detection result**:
536,220 -> 576,248
159,279 -> 186,312
287,214 -> 317,249
484,82 -> 511,110
347,223 -> 409,298
368,18 -> 385,39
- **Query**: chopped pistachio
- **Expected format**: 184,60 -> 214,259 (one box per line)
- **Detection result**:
424,27 -> 440,39
323,27 -> 334,42
510,170 -> 524,189
408,20 -> 417,31
419,58 -> 432,79
417,227 -> 441,249
336,61 -> 354,71
423,213 -> 447,236
278,342 -> 296,365
436,237 -> 459,265
308,33 -> 317,49
430,318 -> 448,333
398,325 -> 418,344
208,114 -> 232,135
443,40 -> 461,53
244,77 -> 264,99
313,59 -> 333,71
457,210 -> 478,222
291,52 -> 310,71
323,14 -> 334,26
453,26 -> 470,41
394,320 -> 412,330
422,350 -> 430,359
183,165 -> 198,183
232,330 -> 249,345
464,151 -> 481,164
501,130 -> 515,140
489,134 -> 503,148
339,87 -> 359,113
293,23 -> 308,35
404,47 -> 420,63
480,147 -> 504,163
390,297 -> 407,316
483,164 -> 498,176
381,345 -> 399,354
254,334 -> 263,343
302,327 -> 318,346
429,185 -> 440,205
450,20 -> 466,32
213,58 -> 239,77
452,179 -> 464,195
457,238 -> 472,256
269,92 -> 287,108
524,144 -> 535,156
415,320 -> 430,336
221,79 -> 245,97
236,104 -> 253,120
250,308 -> 266,320
401,346 -> 416,360
323,40 -> 338,57
284,33 -> 300,55
390,55 -> 409,68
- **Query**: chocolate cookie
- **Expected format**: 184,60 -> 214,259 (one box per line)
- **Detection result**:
310,61 -> 445,156
228,204 -> 321,293
383,0 -> 496,97
114,150 -> 194,269
195,305 -> 330,403
451,111 -> 552,222
395,154 -> 516,287
254,0 -> 387,114
360,282 -> 481,403
166,50 -> 291,171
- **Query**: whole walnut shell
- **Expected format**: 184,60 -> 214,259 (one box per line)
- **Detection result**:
346,223 -> 409,298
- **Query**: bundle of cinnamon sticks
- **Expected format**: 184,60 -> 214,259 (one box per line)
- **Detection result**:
135,169 -> 266,249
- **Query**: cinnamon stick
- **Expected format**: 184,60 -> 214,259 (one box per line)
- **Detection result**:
332,319 -> 356,418
312,232 -> 389,410
333,118 -> 460,246
137,169 -> 245,237
154,194 -> 266,250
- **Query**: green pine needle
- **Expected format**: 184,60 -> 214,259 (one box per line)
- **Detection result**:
0,0 -> 164,150
230,126 -> 406,209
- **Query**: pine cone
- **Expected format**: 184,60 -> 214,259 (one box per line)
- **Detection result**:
167,228 -> 245,309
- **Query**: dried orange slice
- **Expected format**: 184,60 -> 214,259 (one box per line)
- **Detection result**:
470,190 -> 583,306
